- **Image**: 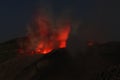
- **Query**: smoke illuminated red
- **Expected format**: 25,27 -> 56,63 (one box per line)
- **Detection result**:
57,25 -> 71,48
35,21 -> 71,54
21,14 -> 71,55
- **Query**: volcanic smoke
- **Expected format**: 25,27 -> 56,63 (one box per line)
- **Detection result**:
19,8 -> 71,55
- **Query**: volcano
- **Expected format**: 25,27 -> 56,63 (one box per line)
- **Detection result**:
17,10 -> 71,55
0,38 -> 70,80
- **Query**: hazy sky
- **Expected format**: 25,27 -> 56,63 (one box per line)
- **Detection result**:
0,0 -> 120,43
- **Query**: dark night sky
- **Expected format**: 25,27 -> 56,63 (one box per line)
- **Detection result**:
0,0 -> 120,43
0,0 -> 38,42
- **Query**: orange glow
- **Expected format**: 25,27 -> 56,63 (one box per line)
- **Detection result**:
35,41 -> 54,54
24,14 -> 71,55
34,23 -> 71,54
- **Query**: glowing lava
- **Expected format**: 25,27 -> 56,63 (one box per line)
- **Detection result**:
24,15 -> 71,54
34,22 -> 71,54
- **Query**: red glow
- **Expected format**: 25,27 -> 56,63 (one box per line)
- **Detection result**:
34,23 -> 71,54
57,26 -> 71,48
35,41 -> 54,54
22,15 -> 71,55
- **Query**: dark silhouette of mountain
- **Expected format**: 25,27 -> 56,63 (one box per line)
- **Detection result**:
0,37 -> 120,80
98,41 -> 120,64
